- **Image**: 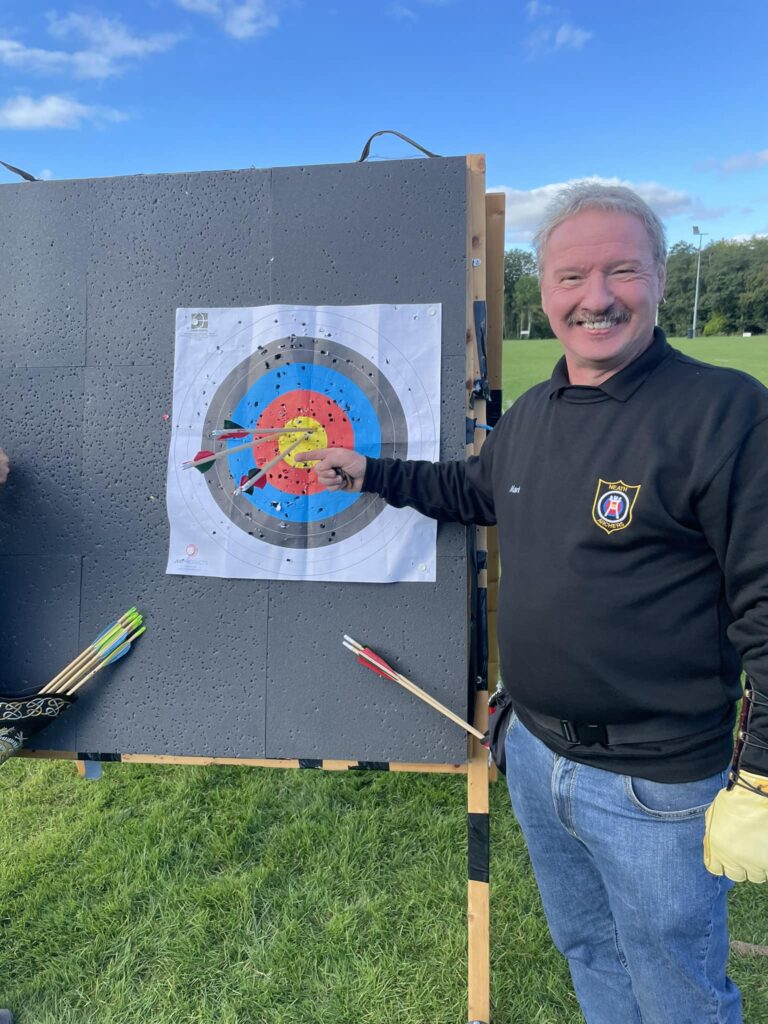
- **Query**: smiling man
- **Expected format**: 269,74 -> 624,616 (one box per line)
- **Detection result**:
538,204 -> 665,383
303,183 -> 768,1024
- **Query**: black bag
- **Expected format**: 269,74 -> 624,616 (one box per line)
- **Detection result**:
0,694 -> 74,766
486,684 -> 514,775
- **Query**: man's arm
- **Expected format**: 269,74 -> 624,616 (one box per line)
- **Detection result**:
0,449 -> 9,485
302,433 -> 498,527
697,417 -> 768,882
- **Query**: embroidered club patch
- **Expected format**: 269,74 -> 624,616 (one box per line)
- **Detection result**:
592,479 -> 641,534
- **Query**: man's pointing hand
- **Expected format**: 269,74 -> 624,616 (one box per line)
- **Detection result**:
301,448 -> 366,492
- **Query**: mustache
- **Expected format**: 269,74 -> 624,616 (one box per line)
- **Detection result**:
566,306 -> 632,327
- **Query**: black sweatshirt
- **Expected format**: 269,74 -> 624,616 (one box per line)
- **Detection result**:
363,330 -> 768,782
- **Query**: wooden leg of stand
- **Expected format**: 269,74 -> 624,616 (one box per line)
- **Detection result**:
467,691 -> 490,1024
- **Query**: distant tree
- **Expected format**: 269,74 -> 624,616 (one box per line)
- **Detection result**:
513,274 -> 553,339
659,237 -> 768,337
658,242 -> 697,337
738,240 -> 768,333
503,248 -> 537,337
703,312 -> 728,336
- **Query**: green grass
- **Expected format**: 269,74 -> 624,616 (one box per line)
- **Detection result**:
502,335 -> 768,408
3,333 -> 768,1024
1,759 -> 581,1024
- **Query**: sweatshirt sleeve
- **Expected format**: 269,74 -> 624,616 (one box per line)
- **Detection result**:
361,426 -> 499,526
695,415 -> 768,775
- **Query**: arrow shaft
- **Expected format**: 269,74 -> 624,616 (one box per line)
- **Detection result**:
233,435 -> 309,495
44,618 -> 142,695
65,626 -> 146,696
342,638 -> 485,741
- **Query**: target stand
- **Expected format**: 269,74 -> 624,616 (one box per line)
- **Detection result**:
4,155 -> 504,1024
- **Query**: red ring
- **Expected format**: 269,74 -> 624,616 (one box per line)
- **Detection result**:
255,390 -> 355,494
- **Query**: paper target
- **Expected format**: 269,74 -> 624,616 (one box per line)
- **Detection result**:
166,305 -> 441,582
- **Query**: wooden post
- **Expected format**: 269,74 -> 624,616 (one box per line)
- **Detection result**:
466,154 -> 490,1024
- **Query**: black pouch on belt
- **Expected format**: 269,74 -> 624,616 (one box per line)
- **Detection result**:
486,684 -> 514,775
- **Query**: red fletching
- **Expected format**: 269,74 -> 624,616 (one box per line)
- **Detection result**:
357,647 -> 397,680
239,471 -> 267,494
192,450 -> 215,472
220,430 -> 250,440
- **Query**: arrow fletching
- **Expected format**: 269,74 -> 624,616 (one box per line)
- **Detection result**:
357,647 -> 397,680
238,468 -> 267,495
183,450 -> 216,473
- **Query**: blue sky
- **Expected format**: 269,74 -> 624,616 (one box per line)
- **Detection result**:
1,0 -> 766,251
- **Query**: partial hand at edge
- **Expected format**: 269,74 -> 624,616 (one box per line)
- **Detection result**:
300,448 -> 366,493
704,770 -> 768,883
0,449 -> 9,485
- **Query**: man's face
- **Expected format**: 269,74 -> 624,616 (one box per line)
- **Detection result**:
539,209 -> 665,382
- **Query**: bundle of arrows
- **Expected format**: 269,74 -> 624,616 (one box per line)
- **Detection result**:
342,635 -> 486,742
39,607 -> 146,697
182,419 -> 314,496
0,608 -> 146,766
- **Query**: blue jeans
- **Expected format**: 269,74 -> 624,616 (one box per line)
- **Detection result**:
504,713 -> 742,1024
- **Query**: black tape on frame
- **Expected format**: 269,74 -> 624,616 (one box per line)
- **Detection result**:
473,300 -> 489,388
468,812 -> 489,883
299,759 -> 322,769
77,751 -> 122,762
487,389 -> 502,427
476,587 -> 488,691
351,761 -> 391,772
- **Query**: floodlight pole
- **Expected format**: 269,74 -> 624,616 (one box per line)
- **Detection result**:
691,226 -> 708,338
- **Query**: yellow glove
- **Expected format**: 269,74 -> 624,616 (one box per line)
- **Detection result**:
704,771 -> 768,882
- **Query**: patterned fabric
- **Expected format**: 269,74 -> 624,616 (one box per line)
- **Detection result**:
0,726 -> 23,766
0,696 -> 70,722
0,695 -> 73,763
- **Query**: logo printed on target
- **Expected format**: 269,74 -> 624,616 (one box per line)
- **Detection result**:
591,479 -> 641,534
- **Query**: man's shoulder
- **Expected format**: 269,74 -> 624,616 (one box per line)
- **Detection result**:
665,347 -> 768,402
505,379 -> 551,411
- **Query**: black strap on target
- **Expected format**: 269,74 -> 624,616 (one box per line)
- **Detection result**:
358,130 -> 441,162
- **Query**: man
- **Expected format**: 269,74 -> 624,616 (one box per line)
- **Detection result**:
0,447 -> 12,1024
303,183 -> 768,1024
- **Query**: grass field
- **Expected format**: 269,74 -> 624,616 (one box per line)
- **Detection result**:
2,336 -> 768,1024
502,335 -> 768,407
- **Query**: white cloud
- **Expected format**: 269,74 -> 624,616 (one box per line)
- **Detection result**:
388,3 -> 418,18
489,176 -> 697,243
175,0 -> 280,39
526,0 -> 554,18
0,15 -> 180,80
554,22 -> 591,49
717,149 -> 768,174
176,0 -> 222,12
0,94 -> 127,129
526,20 -> 592,55
39,168 -> 54,179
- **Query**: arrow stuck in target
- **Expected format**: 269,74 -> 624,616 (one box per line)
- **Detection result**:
209,419 -> 299,441
231,434 -> 311,496
182,427 -> 313,473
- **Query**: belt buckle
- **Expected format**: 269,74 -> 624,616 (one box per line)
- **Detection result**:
560,720 -> 609,746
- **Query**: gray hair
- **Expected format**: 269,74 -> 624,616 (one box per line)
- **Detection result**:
533,181 -> 667,274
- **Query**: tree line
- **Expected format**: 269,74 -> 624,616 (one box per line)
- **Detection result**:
504,237 -> 768,339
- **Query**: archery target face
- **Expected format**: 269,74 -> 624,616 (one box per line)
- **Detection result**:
167,305 -> 441,582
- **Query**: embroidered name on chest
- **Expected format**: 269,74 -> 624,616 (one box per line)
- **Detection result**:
592,479 -> 641,534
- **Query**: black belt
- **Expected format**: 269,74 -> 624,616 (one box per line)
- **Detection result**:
518,705 -> 734,748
